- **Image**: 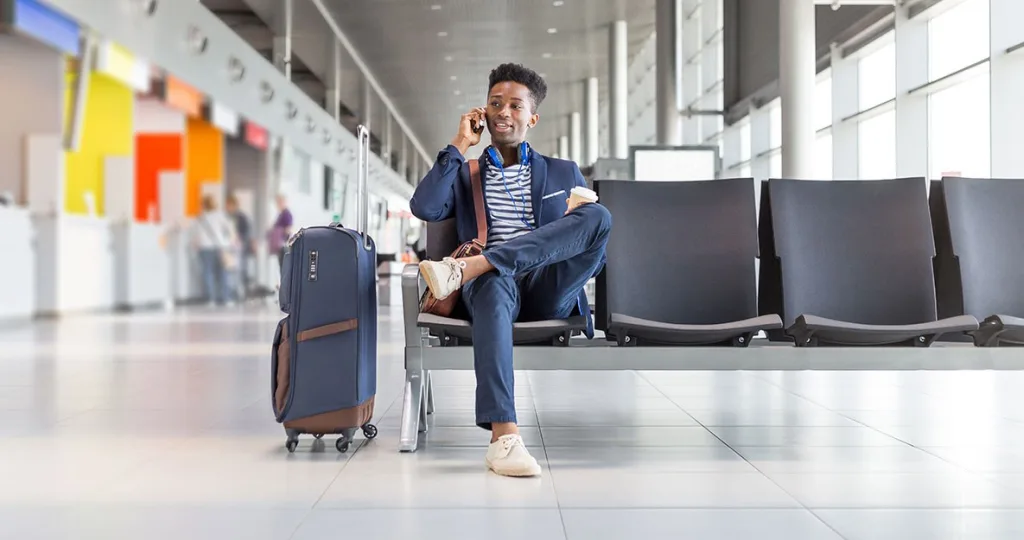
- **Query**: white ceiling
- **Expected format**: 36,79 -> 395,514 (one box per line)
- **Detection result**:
322,0 -> 658,155
211,0 -> 658,161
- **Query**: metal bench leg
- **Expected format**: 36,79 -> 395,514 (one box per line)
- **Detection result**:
425,370 -> 435,415
399,367 -> 424,452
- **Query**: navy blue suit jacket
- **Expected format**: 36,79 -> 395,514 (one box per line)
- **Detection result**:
410,144 -> 600,337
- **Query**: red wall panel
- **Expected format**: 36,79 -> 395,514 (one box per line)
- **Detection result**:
135,134 -> 183,221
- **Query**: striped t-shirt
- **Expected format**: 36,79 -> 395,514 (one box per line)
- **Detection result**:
484,161 -> 534,246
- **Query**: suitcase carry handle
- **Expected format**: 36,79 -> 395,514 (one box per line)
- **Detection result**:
355,124 -> 372,251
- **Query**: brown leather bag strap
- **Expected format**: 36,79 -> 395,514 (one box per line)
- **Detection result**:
468,159 -> 487,246
297,318 -> 358,342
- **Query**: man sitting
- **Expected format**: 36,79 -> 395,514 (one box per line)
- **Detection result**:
410,63 -> 612,477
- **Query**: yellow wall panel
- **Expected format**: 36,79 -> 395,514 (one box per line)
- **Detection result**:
63,70 -> 134,215
185,117 -> 224,216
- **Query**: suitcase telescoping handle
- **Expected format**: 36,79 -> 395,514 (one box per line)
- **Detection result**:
355,124 -> 371,251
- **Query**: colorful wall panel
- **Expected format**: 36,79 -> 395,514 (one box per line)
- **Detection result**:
63,71 -> 134,215
164,76 -> 201,118
135,134 -> 182,221
185,117 -> 223,216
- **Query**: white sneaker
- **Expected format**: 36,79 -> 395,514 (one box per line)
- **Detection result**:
485,434 -> 542,477
419,257 -> 466,301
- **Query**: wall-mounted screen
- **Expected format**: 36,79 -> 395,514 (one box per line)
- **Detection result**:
630,145 -> 719,182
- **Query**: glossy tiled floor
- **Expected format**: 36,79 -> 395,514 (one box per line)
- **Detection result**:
3,304 -> 1024,539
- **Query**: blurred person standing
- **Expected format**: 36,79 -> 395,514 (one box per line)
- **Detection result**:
267,194 -> 293,269
193,194 -> 237,305
225,194 -> 255,298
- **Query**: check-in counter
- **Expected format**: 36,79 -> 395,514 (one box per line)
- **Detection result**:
110,221 -> 170,309
0,206 -> 37,321
165,219 -> 204,304
33,214 -> 115,315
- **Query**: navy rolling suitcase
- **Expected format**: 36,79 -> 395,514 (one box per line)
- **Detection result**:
272,125 -> 377,453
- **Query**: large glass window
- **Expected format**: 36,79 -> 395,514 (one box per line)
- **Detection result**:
816,132 -> 833,180
928,0 -> 990,81
929,71 -> 990,179
858,40 -> 896,111
858,110 -> 896,180
770,153 -> 781,179
739,122 -> 752,163
769,104 -> 782,149
816,74 -> 833,130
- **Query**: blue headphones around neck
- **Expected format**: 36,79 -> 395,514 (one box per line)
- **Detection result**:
484,142 -> 533,230
484,141 -> 532,169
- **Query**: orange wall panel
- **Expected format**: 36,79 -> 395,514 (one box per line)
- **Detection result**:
185,117 -> 223,216
135,134 -> 183,221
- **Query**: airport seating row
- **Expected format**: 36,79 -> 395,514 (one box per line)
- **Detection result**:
412,176 -> 1024,349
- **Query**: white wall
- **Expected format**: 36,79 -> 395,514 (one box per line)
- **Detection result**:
0,34 -> 65,206
135,97 -> 186,133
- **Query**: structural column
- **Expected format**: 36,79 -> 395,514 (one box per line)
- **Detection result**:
989,0 -> 1024,177
569,112 -> 582,163
778,0 -> 815,178
609,20 -> 629,159
361,78 -> 373,135
383,113 -> 392,168
584,77 -> 599,165
271,0 -> 293,80
325,38 -> 341,121
398,134 -> 409,184
558,136 -> 569,160
656,0 -> 681,145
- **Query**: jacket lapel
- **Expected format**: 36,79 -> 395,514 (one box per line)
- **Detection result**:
530,154 -> 548,227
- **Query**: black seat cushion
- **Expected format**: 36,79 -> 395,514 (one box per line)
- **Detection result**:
418,313 -> 587,346
609,313 -> 782,346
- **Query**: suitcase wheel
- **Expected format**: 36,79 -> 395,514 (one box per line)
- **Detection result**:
335,438 -> 351,453
362,423 -> 378,440
314,433 -> 324,440
286,439 -> 299,453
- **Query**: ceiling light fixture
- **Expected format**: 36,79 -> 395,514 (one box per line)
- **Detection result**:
450,75 -> 457,81
542,52 -> 552,59
547,28 -> 557,34
444,55 -> 453,62
437,31 -> 448,37
454,90 -> 461,96
430,4 -> 441,9
553,0 -> 564,6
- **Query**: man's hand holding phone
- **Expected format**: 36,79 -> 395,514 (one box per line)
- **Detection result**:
452,107 -> 487,156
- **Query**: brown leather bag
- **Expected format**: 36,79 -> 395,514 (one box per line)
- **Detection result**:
419,159 -> 487,317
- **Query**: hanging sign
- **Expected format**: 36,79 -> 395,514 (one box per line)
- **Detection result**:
4,0 -> 80,55
95,39 -> 150,92
244,122 -> 268,151
163,76 -> 202,118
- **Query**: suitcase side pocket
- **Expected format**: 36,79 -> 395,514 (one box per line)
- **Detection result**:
271,317 -> 292,420
278,247 -> 294,312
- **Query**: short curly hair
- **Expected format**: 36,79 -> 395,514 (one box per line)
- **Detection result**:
488,63 -> 547,112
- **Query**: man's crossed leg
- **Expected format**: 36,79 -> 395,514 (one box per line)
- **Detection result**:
419,202 -> 612,477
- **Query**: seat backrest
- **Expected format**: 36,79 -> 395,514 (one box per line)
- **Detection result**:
597,178 -> 760,326
756,180 -> 787,341
929,180 -> 966,320
425,219 -> 459,261
941,177 -> 1024,318
769,177 -> 938,326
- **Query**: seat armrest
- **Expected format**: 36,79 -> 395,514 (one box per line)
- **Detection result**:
402,263 -> 424,347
